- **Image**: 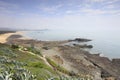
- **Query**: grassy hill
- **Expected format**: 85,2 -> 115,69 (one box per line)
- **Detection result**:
0,43 -> 55,80
0,43 -> 92,80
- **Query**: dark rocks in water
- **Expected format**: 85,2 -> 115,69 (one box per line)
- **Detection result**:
73,44 -> 93,48
75,38 -> 92,42
85,45 -> 93,48
68,38 -> 92,42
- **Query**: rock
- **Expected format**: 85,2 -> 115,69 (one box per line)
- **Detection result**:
53,55 -> 63,64
101,70 -> 112,78
68,38 -> 92,42
73,44 -> 93,48
112,59 -> 120,64
112,59 -> 120,67
87,45 -> 93,48
42,46 -> 49,50
23,48 -> 28,51
104,77 -> 116,80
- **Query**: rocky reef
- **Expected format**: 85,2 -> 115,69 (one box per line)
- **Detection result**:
68,38 -> 92,42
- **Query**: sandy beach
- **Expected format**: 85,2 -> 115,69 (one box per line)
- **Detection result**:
0,31 -> 28,43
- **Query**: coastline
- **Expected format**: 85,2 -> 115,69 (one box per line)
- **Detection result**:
0,31 -> 120,79
0,31 -> 29,43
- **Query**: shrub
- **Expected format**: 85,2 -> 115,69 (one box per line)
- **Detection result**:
11,44 -> 19,49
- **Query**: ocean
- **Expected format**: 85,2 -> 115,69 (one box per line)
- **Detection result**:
23,29 -> 120,59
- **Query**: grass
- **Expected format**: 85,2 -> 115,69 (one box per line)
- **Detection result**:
27,47 -> 43,57
46,57 -> 70,75
0,43 -> 56,80
0,43 -> 93,80
46,57 -> 93,80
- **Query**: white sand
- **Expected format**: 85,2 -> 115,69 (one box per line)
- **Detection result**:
0,31 -> 29,43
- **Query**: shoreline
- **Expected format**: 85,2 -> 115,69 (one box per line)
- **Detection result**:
0,31 -> 119,59
0,31 -> 29,43
0,31 -> 120,79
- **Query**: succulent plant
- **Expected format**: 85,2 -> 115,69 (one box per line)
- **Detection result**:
0,56 -> 36,80
0,47 -> 17,58
0,66 -> 36,80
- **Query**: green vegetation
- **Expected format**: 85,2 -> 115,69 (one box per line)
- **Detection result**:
0,43 -> 93,80
0,55 -> 36,80
11,44 -> 19,49
46,57 -> 70,75
0,46 -> 17,58
46,58 -> 93,80
0,43 -> 55,80
26,47 -> 43,57
11,44 -> 43,57
0,65 -> 36,80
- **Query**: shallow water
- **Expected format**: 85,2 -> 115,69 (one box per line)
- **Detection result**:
24,29 -> 120,59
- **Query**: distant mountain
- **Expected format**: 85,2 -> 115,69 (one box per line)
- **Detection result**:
22,29 -> 49,31
0,27 -> 49,31
0,27 -> 15,31
0,27 -> 16,34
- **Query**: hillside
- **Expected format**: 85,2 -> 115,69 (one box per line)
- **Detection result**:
0,43 -> 93,80
0,38 -> 120,80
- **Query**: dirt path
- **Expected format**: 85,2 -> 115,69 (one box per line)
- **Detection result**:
19,48 -> 52,68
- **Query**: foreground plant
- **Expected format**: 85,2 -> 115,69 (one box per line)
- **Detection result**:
0,66 -> 36,80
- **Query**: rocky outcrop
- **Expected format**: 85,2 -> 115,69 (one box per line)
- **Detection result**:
53,55 -> 63,64
6,38 -> 120,80
68,38 -> 92,42
112,59 -> 120,68
73,44 -> 93,48
58,46 -> 120,80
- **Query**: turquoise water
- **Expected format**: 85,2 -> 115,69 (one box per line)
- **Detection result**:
24,29 -> 120,59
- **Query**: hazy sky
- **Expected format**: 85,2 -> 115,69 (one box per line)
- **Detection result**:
0,0 -> 120,30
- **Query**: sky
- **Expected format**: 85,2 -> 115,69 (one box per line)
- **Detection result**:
0,0 -> 120,30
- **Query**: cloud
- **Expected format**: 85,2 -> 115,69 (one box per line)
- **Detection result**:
79,7 -> 120,15
0,1 -> 19,14
34,0 -> 120,16
0,0 -> 120,29
81,9 -> 105,15
105,0 -> 119,4
105,4 -> 115,9
75,0 -> 120,15
0,1 -> 17,8
0,9 -> 120,30
88,0 -> 105,2
37,4 -> 63,14
65,10 -> 74,14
